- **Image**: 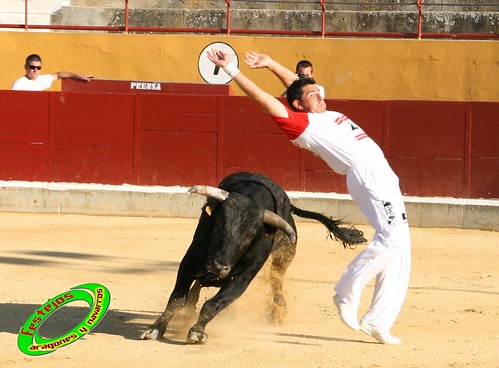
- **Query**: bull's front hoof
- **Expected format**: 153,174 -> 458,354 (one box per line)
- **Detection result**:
141,328 -> 160,340
186,329 -> 208,344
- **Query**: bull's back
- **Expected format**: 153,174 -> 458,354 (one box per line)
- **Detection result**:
218,172 -> 291,219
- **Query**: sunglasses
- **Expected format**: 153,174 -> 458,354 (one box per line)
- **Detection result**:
28,65 -> 42,70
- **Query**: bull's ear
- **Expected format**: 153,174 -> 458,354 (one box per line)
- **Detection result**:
262,210 -> 297,245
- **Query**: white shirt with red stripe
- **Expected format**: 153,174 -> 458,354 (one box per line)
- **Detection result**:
273,108 -> 386,175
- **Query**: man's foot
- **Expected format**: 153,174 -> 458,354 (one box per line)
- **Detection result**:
360,320 -> 402,345
333,294 -> 360,330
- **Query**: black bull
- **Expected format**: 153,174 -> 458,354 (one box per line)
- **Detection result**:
141,172 -> 365,344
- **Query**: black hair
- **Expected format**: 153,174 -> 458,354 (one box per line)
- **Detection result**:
25,54 -> 42,64
286,76 -> 317,111
295,60 -> 313,73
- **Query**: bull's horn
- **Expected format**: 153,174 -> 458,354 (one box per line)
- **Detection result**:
263,210 -> 297,245
188,185 -> 230,202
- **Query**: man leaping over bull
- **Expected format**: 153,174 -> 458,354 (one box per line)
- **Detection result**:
207,49 -> 411,345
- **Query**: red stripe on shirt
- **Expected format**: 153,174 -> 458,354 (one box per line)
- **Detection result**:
334,115 -> 348,125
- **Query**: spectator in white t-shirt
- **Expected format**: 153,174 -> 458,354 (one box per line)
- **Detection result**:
11,54 -> 95,91
295,60 -> 325,98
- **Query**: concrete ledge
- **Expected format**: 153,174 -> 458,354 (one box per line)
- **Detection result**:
0,181 -> 497,231
52,7 -> 499,34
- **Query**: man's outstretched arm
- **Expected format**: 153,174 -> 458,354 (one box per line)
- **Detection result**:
207,48 -> 288,119
244,51 -> 297,88
52,71 -> 95,82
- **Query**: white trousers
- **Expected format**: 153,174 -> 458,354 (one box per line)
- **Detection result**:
335,161 -> 411,331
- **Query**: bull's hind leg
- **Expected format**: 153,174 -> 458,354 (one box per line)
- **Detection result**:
141,297 -> 184,340
141,277 -> 197,340
184,280 -> 201,316
187,241 -> 273,344
186,278 -> 257,344
269,231 -> 296,324
141,283 -> 201,341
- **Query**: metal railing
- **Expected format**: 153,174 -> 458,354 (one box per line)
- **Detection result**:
0,0 -> 497,40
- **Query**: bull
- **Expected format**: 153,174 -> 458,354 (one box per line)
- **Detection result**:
141,171 -> 365,344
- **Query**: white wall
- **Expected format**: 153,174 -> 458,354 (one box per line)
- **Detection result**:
0,0 -> 69,28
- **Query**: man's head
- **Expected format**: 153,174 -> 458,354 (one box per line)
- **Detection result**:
295,60 -> 314,78
286,77 -> 326,113
24,54 -> 42,80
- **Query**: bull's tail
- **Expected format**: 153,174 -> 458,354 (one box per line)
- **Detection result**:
290,205 -> 366,249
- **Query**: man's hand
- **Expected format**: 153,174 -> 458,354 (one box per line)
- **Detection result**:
244,51 -> 272,69
244,50 -> 297,89
76,74 -> 95,82
207,48 -> 232,68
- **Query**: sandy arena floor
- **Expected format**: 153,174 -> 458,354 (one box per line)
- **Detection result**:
0,212 -> 497,368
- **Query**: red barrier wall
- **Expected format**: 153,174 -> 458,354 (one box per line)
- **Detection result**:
0,90 -> 497,198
